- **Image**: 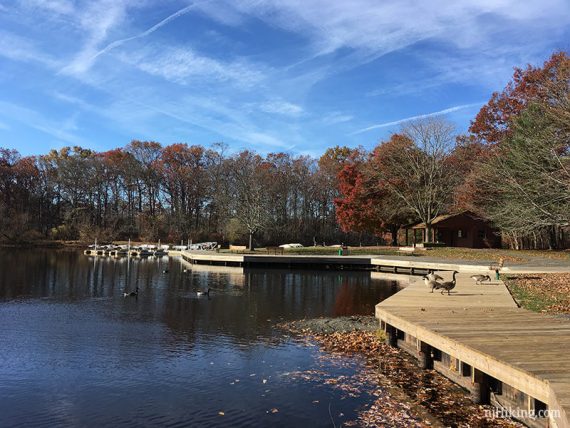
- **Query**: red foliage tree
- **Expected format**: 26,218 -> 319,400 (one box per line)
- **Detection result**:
334,161 -> 385,237
470,51 -> 570,144
447,135 -> 490,213
335,136 -> 413,246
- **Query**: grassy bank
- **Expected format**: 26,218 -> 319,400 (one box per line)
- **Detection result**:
278,246 -> 570,262
503,273 -> 570,314
427,247 -> 570,262
282,246 -> 402,256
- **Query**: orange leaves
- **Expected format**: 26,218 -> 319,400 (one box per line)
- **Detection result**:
470,51 -> 570,144
280,317 -> 522,427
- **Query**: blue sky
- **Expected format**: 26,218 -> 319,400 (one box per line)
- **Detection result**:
1,0 -> 569,157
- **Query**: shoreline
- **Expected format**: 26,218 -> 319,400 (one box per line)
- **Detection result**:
279,316 -> 521,427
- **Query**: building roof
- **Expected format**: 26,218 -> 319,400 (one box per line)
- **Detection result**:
409,211 -> 487,229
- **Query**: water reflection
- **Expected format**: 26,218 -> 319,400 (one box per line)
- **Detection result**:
0,249 -> 403,427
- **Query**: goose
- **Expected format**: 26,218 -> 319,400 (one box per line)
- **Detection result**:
183,268 -> 190,273
196,288 -> 210,297
423,276 -> 442,293
438,271 -> 458,295
426,270 -> 444,282
123,286 -> 139,297
470,274 -> 491,285
162,269 -> 169,274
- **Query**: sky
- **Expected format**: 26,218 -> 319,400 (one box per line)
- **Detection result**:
0,0 -> 569,158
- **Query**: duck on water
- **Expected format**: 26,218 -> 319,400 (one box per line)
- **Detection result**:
123,286 -> 139,297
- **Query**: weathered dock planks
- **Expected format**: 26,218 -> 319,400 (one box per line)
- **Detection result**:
376,272 -> 570,428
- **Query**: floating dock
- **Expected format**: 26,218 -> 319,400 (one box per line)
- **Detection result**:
376,273 -> 570,428
179,251 -> 498,274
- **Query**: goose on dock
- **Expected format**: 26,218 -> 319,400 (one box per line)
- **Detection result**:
423,276 -> 442,293
470,274 -> 491,285
438,271 -> 458,295
426,270 -> 444,282
123,286 -> 139,297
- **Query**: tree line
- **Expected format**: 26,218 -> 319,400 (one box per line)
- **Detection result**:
335,51 -> 569,250
1,52 -> 568,249
0,141 -> 356,247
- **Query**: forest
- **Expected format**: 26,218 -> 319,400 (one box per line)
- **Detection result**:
1,52 -> 568,249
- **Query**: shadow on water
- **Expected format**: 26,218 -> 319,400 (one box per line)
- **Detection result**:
0,248 -> 402,427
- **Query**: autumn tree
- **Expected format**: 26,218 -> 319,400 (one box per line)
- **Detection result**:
470,51 -> 569,144
447,135 -> 489,213
335,161 -> 383,238
369,119 -> 458,242
315,146 -> 364,242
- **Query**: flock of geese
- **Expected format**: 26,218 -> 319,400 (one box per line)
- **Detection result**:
423,270 -> 492,295
122,267 -> 210,298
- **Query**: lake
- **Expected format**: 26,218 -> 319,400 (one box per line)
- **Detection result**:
0,249 -> 402,427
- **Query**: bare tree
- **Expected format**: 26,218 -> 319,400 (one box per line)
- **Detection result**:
228,151 -> 270,250
370,117 -> 458,242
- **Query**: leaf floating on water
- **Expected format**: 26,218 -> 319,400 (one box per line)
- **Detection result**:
218,411 -> 225,416
262,379 -> 267,384
270,408 -> 279,414
278,319 -> 523,428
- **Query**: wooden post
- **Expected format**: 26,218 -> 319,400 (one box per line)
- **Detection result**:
385,325 -> 398,347
471,369 -> 490,404
418,341 -> 433,369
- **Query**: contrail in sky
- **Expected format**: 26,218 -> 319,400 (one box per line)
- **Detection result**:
86,1 -> 207,66
351,103 -> 483,135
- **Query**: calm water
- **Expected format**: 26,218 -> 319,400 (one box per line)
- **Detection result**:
0,249 -> 401,427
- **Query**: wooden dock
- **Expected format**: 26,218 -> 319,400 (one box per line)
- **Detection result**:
181,252 -> 375,270
376,273 -> 570,428
179,251 -> 499,273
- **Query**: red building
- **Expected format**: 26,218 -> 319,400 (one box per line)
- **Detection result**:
405,211 -> 501,248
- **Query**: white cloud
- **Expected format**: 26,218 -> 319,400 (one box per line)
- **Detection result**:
0,31 -> 60,68
243,131 -> 289,148
351,103 -> 483,135
0,100 -> 90,146
321,112 -> 353,125
258,100 -> 303,117
198,0 -> 570,65
72,2 -> 203,75
60,0 -> 129,75
124,46 -> 266,87
19,0 -> 75,15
